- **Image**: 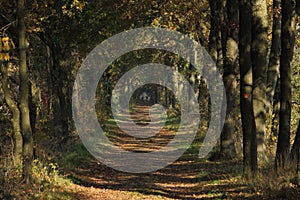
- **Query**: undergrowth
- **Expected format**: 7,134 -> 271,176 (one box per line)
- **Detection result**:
0,159 -> 73,200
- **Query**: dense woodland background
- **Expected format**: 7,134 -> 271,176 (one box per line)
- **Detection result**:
1,0 -> 300,199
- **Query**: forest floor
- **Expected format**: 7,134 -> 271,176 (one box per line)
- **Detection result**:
66,160 -> 250,200
66,159 -> 255,200
54,106 -> 297,199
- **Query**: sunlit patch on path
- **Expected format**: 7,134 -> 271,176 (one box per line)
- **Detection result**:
65,105 -> 256,199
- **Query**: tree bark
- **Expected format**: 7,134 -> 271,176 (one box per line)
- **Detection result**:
251,0 -> 269,163
51,49 -> 70,138
270,80 -> 280,135
266,0 -> 281,111
275,0 -> 296,169
0,62 -> 23,167
35,34 -> 71,139
220,0 -> 238,159
239,0 -> 258,177
209,0 -> 218,62
266,0 -> 281,143
17,0 -> 33,184
296,0 -> 300,15
208,0 -> 224,68
217,0 -> 226,69
291,120 -> 300,172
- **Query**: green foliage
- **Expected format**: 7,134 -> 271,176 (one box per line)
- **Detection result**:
291,40 -> 300,136
246,165 -> 300,199
197,170 -> 209,179
0,159 -> 72,200
57,142 -> 92,170
31,159 -> 72,199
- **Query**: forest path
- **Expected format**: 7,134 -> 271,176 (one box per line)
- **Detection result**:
66,105 -> 251,199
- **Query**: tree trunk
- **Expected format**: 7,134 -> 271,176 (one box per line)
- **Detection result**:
296,0 -> 300,15
51,49 -> 70,139
220,0 -> 238,159
35,35 -> 71,139
291,120 -> 300,172
217,0 -> 226,69
266,0 -> 281,111
266,0 -> 281,144
209,0 -> 218,62
275,0 -> 296,169
208,0 -> 223,67
239,0 -> 258,177
0,62 -> 23,167
18,0 -> 33,184
251,0 -> 269,164
270,80 -> 280,135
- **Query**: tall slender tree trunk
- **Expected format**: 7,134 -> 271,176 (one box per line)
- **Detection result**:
18,0 -> 33,184
239,0 -> 258,177
217,0 -> 226,69
50,49 -> 70,139
251,0 -> 269,164
0,62 -> 23,167
208,0 -> 224,68
35,35 -> 71,139
266,0 -> 281,111
52,50 -> 70,137
266,0 -> 282,143
270,80 -> 280,135
209,0 -> 218,62
220,0 -> 238,159
275,0 -> 296,169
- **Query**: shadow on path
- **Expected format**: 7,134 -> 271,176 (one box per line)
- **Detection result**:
66,106 -> 258,199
